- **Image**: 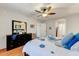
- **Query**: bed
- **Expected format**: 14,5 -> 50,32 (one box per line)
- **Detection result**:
22,37 -> 79,56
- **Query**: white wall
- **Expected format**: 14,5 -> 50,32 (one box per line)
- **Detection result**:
55,14 -> 79,35
0,7 -> 39,49
65,14 -> 79,34
45,14 -> 79,37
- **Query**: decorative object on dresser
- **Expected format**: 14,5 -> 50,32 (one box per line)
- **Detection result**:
6,33 -> 32,51
31,33 -> 36,39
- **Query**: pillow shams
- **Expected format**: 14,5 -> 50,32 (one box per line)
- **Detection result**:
61,32 -> 74,45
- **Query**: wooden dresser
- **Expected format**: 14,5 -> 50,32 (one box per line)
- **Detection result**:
6,33 -> 32,51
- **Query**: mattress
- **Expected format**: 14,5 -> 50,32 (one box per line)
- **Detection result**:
23,38 -> 79,56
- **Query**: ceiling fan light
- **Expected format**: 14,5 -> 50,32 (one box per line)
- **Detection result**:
42,14 -> 47,17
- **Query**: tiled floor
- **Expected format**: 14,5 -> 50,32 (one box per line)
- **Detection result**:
0,46 -> 24,56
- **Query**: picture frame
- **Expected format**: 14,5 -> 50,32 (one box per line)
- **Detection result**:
49,27 -> 52,30
30,24 -> 35,28
12,20 -> 27,34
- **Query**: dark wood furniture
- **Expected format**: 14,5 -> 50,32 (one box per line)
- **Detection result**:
24,52 -> 29,56
6,33 -> 32,51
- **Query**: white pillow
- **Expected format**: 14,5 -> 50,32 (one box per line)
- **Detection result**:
71,41 -> 79,52
61,32 -> 74,45
55,40 -> 63,47
48,35 -> 56,40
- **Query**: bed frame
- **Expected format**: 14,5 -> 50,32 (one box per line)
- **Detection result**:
23,52 -> 29,56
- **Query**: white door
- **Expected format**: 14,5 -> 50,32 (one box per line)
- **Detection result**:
40,23 -> 46,37
36,24 -> 41,38
36,23 -> 46,37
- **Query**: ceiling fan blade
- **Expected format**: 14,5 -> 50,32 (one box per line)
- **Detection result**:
47,6 -> 52,12
35,10 -> 41,13
48,13 -> 56,15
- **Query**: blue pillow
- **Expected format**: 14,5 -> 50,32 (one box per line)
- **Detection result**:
61,32 -> 74,45
48,35 -> 56,40
64,33 -> 79,49
75,33 -> 79,40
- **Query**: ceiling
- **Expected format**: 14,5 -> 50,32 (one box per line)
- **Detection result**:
0,3 -> 79,21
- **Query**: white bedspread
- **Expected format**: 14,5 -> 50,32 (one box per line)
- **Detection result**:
23,38 -> 79,56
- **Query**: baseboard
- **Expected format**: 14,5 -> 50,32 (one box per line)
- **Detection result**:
0,48 -> 6,53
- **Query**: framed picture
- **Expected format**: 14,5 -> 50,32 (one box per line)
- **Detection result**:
30,24 -> 35,28
12,20 -> 27,34
49,27 -> 52,30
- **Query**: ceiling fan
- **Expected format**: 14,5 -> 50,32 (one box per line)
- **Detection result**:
35,5 -> 56,17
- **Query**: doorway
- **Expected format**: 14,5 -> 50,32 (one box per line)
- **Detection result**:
36,23 -> 46,38
56,19 -> 66,39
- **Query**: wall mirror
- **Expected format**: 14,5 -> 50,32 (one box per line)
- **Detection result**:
12,20 -> 27,34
